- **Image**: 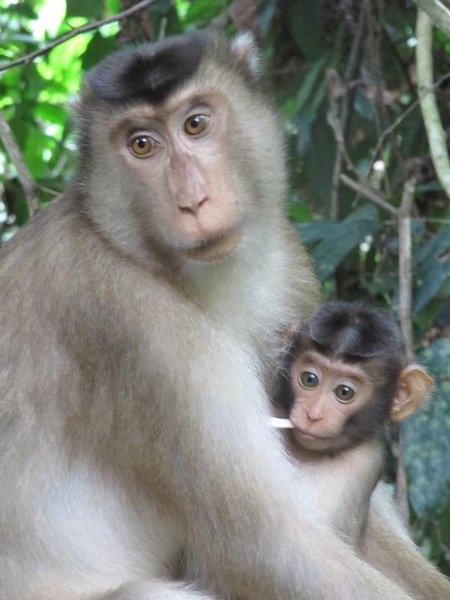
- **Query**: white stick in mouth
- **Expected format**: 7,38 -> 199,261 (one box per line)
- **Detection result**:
271,417 -> 294,429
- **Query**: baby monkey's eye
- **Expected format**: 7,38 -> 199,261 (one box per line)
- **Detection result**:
184,114 -> 210,136
129,135 -> 158,157
299,371 -> 319,388
334,384 -> 355,403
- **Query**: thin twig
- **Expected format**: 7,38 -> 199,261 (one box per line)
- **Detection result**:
326,71 -> 356,173
397,178 -> 416,360
394,433 -> 410,524
369,69 -> 450,175
0,111 -> 39,218
396,177 -> 417,524
0,0 -> 159,73
329,2 -> 366,220
370,0 -> 398,196
339,174 -> 397,215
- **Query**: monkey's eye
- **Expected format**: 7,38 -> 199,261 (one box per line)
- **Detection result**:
129,135 -> 157,157
334,385 -> 356,403
299,371 -> 319,389
184,114 -> 210,136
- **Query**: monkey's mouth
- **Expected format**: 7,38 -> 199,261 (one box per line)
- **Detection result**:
294,430 -> 324,441
292,429 -> 333,450
184,228 -> 241,262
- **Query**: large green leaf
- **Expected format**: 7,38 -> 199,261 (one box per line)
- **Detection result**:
403,338 -> 450,517
296,204 -> 383,280
296,56 -> 327,114
414,229 -> 450,314
287,0 -> 323,60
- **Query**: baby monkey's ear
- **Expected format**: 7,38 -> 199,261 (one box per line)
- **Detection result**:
390,365 -> 434,422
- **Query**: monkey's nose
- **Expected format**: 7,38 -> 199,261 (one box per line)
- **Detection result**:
178,196 -> 208,215
304,407 -> 322,423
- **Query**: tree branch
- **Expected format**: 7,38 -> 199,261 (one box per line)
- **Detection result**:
416,8 -> 450,199
397,178 -> 416,361
394,433 -> 410,524
339,174 -> 397,215
395,177 -> 417,524
368,69 -> 450,175
329,1 -> 366,220
414,0 -> 450,38
0,111 -> 40,218
0,0 -> 159,73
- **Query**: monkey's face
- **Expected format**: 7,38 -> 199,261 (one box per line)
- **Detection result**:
288,351 -> 373,452
84,70 -> 284,264
105,88 -> 244,261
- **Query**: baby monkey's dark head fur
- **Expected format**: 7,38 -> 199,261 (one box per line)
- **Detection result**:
281,301 -> 408,447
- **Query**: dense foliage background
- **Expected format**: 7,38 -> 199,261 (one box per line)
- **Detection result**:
0,0 -> 449,573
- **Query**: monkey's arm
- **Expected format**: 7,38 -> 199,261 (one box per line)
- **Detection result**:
283,433 -> 383,547
362,483 -> 450,600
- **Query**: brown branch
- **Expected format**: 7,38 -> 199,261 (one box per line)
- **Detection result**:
368,68 -> 450,178
329,2 -> 367,220
0,0 -> 159,73
394,433 -> 410,524
339,174 -> 397,215
0,111 -> 39,218
395,178 -> 416,523
397,178 -> 416,361
326,71 -> 356,172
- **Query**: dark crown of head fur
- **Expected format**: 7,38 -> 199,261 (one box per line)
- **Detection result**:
303,300 -> 406,363
82,31 -> 260,109
84,32 -> 206,107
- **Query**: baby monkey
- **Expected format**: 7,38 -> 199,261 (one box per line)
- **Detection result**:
274,300 -> 433,547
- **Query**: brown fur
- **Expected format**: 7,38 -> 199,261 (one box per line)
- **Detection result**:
0,32 -> 443,599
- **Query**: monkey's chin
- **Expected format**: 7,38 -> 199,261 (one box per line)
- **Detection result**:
184,229 -> 241,262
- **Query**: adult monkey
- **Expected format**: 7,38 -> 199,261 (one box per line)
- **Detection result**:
0,31 -> 417,600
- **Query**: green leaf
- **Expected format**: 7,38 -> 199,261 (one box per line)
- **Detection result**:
259,0 -> 277,35
182,0 -> 227,24
296,56 -> 327,114
35,103 -> 67,126
66,0 -> 104,19
287,0 -> 323,60
288,194 -> 313,222
296,204 -> 383,279
403,338 -> 450,517
354,88 -> 375,120
82,32 -> 117,70
414,229 -> 450,314
296,112 -> 315,155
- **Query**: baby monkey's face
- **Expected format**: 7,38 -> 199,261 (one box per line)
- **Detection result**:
288,351 -> 373,452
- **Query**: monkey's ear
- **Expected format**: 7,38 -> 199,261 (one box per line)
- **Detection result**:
390,365 -> 434,422
231,32 -> 261,79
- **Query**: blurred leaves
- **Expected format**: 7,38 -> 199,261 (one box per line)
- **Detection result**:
414,229 -> 450,314
403,338 -> 450,517
297,204 -> 383,280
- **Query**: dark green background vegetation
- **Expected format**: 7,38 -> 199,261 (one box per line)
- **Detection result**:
0,0 -> 449,573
